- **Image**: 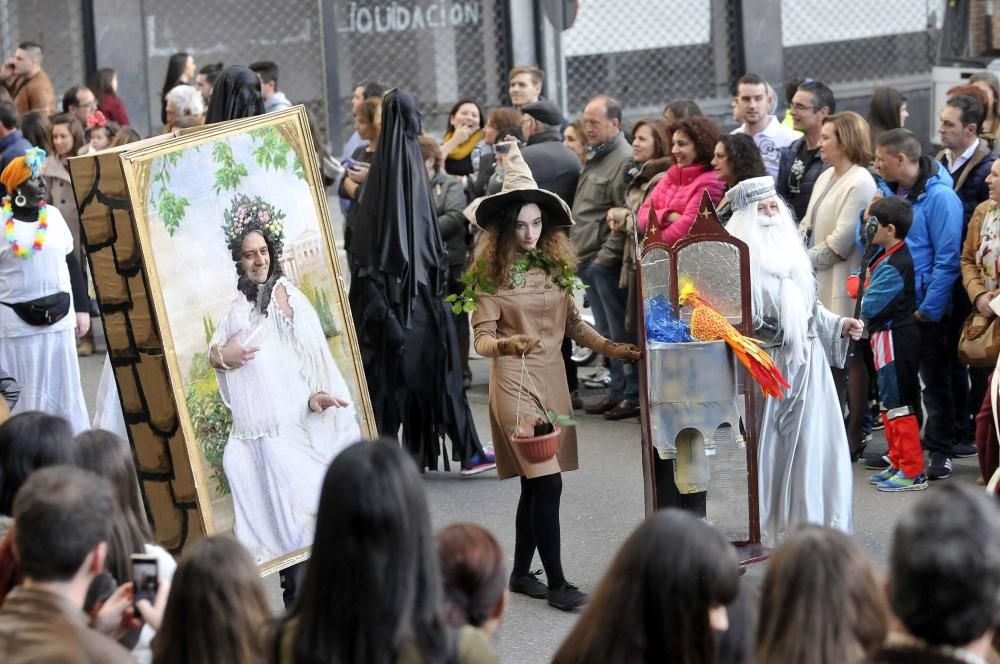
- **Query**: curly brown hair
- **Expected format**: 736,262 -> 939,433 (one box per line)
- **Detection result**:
473,201 -> 577,287
667,115 -> 720,166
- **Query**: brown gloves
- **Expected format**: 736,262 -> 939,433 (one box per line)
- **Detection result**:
495,334 -> 542,357
600,340 -> 642,361
475,333 -> 543,358
565,302 -> 642,362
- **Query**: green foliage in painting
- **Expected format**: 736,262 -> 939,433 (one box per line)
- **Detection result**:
212,142 -> 249,194
158,192 -> 190,237
185,314 -> 233,495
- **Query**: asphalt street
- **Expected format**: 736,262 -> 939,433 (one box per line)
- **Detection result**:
77,333 -> 982,664
71,192 -> 985,663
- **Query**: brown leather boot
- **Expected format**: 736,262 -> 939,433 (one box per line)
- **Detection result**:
77,328 -> 95,357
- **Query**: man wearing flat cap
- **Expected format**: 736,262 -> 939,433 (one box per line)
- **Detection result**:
520,99 -> 583,407
521,100 -> 580,208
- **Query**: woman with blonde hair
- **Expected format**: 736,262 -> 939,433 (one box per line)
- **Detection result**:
800,111 -> 878,460
756,526 -> 889,664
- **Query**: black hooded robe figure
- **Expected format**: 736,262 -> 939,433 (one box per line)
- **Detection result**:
204,66 -> 266,125
349,89 -> 486,470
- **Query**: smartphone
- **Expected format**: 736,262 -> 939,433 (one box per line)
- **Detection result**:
495,142 -> 512,154
343,158 -> 358,169
131,553 -> 158,607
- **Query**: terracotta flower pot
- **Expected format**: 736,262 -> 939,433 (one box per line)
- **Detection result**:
513,426 -> 561,464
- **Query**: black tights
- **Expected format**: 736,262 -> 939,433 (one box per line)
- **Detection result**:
512,473 -> 566,588
833,350 -> 870,452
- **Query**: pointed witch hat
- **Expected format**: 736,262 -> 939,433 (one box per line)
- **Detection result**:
465,142 -> 575,230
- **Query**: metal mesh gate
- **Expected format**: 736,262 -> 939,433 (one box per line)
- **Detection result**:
781,1 -> 935,84
0,0 -> 86,108
560,0 -> 741,116
140,0 -> 329,136
326,0 -> 512,144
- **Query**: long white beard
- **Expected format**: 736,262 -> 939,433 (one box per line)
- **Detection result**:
728,202 -> 815,367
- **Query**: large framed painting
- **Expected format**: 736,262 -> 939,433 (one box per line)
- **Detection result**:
68,107 -> 376,573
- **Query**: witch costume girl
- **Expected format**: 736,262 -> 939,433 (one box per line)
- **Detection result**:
207,193 -> 359,563
465,143 -> 641,610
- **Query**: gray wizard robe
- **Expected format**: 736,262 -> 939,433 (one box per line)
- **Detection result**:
754,300 -> 854,547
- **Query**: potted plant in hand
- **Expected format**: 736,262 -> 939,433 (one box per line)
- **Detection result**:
511,407 -> 576,464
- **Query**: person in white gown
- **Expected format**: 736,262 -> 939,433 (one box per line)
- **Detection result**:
207,195 -> 360,563
0,149 -> 89,433
725,176 -> 863,546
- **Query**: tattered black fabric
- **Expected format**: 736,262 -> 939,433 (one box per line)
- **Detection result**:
348,89 -> 483,469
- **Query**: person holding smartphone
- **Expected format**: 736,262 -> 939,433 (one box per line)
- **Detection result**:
339,97 -> 379,265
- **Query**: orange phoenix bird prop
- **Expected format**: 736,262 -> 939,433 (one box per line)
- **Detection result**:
679,281 -> 790,399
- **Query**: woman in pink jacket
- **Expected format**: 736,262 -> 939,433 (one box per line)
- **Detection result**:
638,116 -> 726,245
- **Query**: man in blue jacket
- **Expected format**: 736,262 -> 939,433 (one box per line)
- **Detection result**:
871,129 -> 964,480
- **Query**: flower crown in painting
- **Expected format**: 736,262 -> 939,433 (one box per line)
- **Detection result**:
222,193 -> 286,245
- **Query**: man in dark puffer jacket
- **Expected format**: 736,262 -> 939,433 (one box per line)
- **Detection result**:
935,92 -> 998,460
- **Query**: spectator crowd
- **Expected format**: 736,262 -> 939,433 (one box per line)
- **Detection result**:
4,36 -> 1000,664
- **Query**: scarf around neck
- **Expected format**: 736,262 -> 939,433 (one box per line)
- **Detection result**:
444,129 -> 485,161
977,203 -> 1000,291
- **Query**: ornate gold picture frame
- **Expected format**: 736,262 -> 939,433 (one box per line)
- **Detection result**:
69,107 -> 375,574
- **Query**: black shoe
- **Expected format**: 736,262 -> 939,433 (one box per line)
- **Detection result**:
604,399 -> 640,421
509,570 -> 547,599
953,442 -> 978,458
862,453 -> 890,470
926,452 -> 953,480
584,398 -> 618,415
547,582 -> 587,611
849,438 -> 869,463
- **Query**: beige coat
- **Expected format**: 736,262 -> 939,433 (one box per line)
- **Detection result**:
42,155 -> 84,264
472,266 -> 610,480
800,164 -> 877,318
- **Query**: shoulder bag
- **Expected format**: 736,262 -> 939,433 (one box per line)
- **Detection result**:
958,312 -> 1000,367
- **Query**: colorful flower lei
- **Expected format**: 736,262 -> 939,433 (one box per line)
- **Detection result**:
222,193 -> 286,244
3,197 -> 49,258
445,248 -> 586,314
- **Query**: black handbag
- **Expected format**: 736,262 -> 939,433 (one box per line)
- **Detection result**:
1,292 -> 71,326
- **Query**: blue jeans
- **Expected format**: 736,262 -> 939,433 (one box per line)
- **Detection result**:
578,260 -> 638,402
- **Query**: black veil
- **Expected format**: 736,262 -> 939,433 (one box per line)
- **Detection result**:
205,66 -> 266,125
352,88 -> 446,327
348,89 -> 483,469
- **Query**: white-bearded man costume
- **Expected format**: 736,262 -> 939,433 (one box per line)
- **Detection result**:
725,176 -> 861,546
